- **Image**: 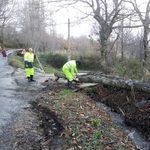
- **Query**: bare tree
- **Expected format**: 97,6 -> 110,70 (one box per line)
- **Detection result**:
0,0 -> 14,48
126,0 -> 150,66
18,0 -> 47,50
47,0 -> 127,64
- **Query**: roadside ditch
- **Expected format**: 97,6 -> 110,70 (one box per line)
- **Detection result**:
86,84 -> 150,149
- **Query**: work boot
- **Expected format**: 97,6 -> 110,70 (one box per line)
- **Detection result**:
68,81 -> 75,90
65,80 -> 69,87
30,75 -> 35,82
27,77 -> 31,82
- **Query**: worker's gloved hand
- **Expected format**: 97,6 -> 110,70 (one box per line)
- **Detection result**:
28,62 -> 33,68
24,61 -> 29,68
73,77 -> 79,82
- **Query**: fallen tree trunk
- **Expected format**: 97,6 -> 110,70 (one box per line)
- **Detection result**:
54,71 -> 150,93
54,72 -> 66,81
78,72 -> 150,93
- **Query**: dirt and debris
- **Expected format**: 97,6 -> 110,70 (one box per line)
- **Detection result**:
0,106 -> 43,150
0,74 -> 146,149
86,84 -> 150,140
28,80 -> 135,149
30,101 -> 65,149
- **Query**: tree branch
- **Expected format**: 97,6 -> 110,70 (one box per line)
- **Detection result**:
113,24 -> 143,29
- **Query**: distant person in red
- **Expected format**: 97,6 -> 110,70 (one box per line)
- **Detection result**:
0,46 -> 1,56
1,48 -> 7,57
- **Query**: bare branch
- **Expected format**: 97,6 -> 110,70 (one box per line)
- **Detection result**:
113,24 -> 143,29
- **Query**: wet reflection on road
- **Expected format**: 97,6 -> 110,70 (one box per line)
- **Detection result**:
0,52 -> 24,132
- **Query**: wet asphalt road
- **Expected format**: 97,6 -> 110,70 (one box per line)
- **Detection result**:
0,50 -> 48,131
0,50 -> 48,150
0,52 -> 25,132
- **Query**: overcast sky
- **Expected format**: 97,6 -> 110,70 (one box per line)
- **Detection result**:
54,9 -> 92,38
18,0 -> 149,38
47,0 -> 148,38
47,1 -> 93,38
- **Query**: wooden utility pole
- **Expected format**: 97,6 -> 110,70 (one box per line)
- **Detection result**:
67,18 -> 71,61
121,16 -> 124,61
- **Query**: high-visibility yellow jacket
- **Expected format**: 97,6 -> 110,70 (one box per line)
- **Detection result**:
24,52 -> 30,61
24,52 -> 34,68
24,52 -> 34,62
62,60 -> 77,75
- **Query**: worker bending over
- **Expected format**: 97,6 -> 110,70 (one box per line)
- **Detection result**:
62,60 -> 81,89
24,48 -> 35,82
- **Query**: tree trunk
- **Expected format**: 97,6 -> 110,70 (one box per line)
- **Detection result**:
143,27 -> 148,67
0,26 -> 4,48
53,71 -> 150,93
78,72 -> 150,93
99,25 -> 112,65
100,40 -> 107,64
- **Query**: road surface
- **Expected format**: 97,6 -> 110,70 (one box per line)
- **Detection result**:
0,51 -> 47,149
0,53 -> 25,131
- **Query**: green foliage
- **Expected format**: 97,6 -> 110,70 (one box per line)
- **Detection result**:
78,55 -> 105,71
72,127 -> 79,136
28,56 -> 57,74
92,130 -> 101,139
91,118 -> 101,127
38,52 -> 109,72
58,89 -> 73,98
42,65 -> 57,73
113,59 -> 143,80
8,51 -> 144,79
39,52 -> 67,69
8,51 -> 57,73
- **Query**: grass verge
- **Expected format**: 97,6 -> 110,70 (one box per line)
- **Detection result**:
34,81 -> 136,149
8,53 -> 24,68
7,52 -> 59,74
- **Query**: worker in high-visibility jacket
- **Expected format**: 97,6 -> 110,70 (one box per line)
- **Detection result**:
24,48 -> 35,82
62,60 -> 81,89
